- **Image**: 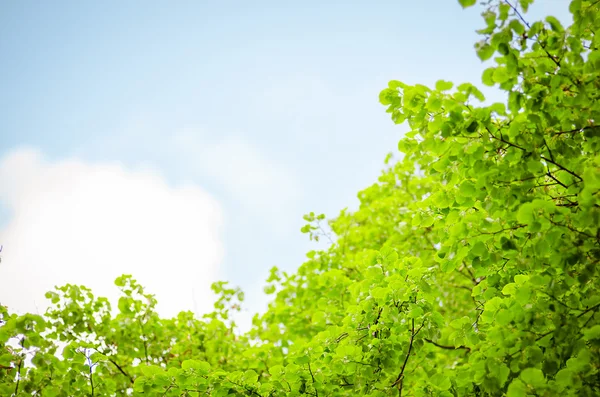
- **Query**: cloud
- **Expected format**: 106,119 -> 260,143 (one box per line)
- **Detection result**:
0,148 -> 223,318
172,132 -> 301,227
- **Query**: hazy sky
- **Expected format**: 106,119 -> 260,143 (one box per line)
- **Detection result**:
0,1 -> 570,330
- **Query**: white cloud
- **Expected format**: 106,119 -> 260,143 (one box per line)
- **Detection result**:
0,148 -> 223,318
172,132 -> 301,227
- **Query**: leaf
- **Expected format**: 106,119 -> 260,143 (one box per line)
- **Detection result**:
492,67 -> 510,83
517,202 -> 534,224
520,367 -> 546,388
546,16 -> 564,32
502,283 -> 517,296
429,373 -> 451,390
482,68 -> 495,86
435,80 -> 454,91
507,379 -> 527,397
514,275 -> 529,285
476,42 -> 495,61
458,0 -> 476,8
470,241 -> 487,256
555,368 -> 574,388
466,121 -> 479,133
141,365 -> 164,377
133,377 -> 147,393
490,363 -> 510,386
182,360 -> 210,374
509,20 -> 525,35
459,181 -> 477,197
583,325 -> 600,341
244,369 -> 259,384
515,285 -> 532,304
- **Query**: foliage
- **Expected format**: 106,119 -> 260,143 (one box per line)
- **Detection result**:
2,0 -> 600,395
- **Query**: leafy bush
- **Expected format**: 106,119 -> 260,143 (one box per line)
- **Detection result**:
2,0 -> 599,395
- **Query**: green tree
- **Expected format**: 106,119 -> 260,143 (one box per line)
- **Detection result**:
1,0 -> 599,395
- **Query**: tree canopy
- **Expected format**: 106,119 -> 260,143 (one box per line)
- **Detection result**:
2,0 -> 599,395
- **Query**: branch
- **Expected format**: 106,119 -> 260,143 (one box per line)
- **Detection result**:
474,224 -> 525,236
91,347 -> 134,384
107,357 -> 134,384
89,356 -> 95,397
577,302 -> 600,318
555,125 -> 599,136
137,319 -> 150,365
391,319 -> 416,395
307,362 -> 319,397
540,156 -> 583,181
487,124 -> 583,182
503,0 -> 530,28
545,216 -> 594,239
14,337 -> 25,396
423,338 -> 471,352
487,128 -> 527,151
504,0 -> 561,67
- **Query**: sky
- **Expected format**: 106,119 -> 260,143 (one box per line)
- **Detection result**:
0,0 -> 571,330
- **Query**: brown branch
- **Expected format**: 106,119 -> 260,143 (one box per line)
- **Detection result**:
555,125 -> 599,136
14,337 -> 25,396
503,0 -> 530,28
487,128 -> 527,151
391,319 -> 417,394
577,302 -> 600,318
89,356 -> 95,397
423,338 -> 471,352
545,217 -> 594,239
486,123 -> 583,182
475,224 -> 525,236
504,0 -> 562,67
307,362 -> 318,397
457,266 -> 478,286
107,357 -> 134,384
540,156 -> 583,181
546,173 -> 567,188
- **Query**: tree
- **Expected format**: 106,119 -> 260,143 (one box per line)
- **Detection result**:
1,0 -> 599,395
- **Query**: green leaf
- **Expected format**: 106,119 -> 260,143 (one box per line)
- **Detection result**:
555,368 -> 574,389
459,181 -> 477,197
470,241 -> 487,256
476,42 -> 495,61
492,67 -> 510,83
244,369 -> 259,384
458,0 -> 476,8
490,363 -> 510,386
509,20 -> 525,35
429,373 -> 451,390
482,68 -> 495,86
583,325 -> 600,341
520,367 -> 546,388
507,379 -> 527,397
546,16 -> 564,32
435,80 -> 454,91
515,285 -> 532,304
502,283 -> 517,296
517,202 -> 534,224
133,377 -> 147,393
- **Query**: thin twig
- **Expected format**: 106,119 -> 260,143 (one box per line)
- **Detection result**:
540,156 -> 583,181
555,125 -> 599,135
423,338 -> 471,352
14,337 -> 24,396
391,319 -> 418,394
307,362 -> 319,397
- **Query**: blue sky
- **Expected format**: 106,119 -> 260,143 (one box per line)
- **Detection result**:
0,1 -> 570,329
